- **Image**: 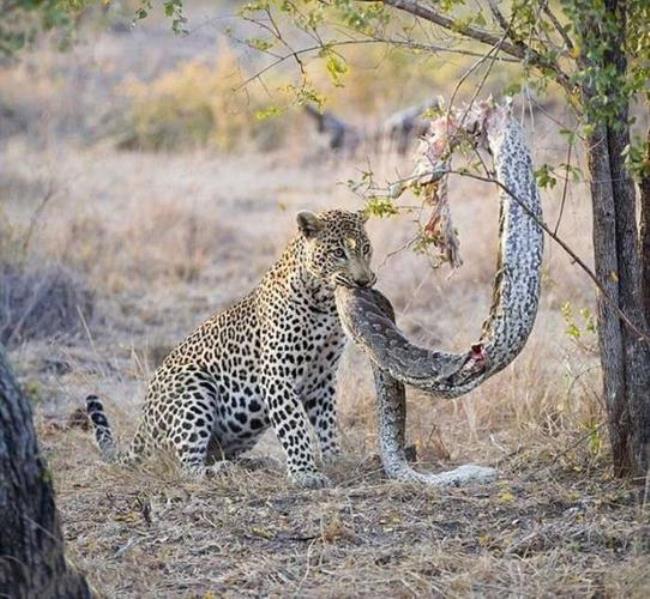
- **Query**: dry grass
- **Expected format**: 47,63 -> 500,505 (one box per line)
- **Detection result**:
3,11 -> 647,598
0,262 -> 94,346
43,422 -> 648,598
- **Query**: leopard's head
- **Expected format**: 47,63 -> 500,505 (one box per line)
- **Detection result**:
297,209 -> 376,288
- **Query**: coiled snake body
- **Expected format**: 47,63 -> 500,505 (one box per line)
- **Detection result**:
335,102 -> 544,486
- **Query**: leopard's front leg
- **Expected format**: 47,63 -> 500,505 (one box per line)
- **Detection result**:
263,373 -> 330,489
303,331 -> 346,462
304,379 -> 342,463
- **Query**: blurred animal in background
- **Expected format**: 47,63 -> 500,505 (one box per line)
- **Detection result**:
304,98 -> 438,157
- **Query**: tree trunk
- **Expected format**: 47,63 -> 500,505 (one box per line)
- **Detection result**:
0,346 -> 91,599
583,0 -> 650,481
606,120 -> 650,480
587,124 -> 650,482
585,128 -> 631,476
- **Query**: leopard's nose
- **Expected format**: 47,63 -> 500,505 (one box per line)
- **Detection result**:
355,272 -> 376,288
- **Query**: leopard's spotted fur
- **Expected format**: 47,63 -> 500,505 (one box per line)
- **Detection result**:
86,209 -> 375,488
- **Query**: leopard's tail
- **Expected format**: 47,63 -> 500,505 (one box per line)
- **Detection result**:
85,394 -> 118,461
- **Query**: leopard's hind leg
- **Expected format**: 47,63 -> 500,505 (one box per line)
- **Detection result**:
166,388 -> 221,477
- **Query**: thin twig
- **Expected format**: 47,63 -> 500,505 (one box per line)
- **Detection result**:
486,0 -> 510,33
549,422 -> 605,468
459,31 -> 507,125
529,97 -> 583,132
237,37 -> 518,90
447,31 -> 506,121
554,139 -> 573,235
541,1 -> 574,52
21,182 -> 56,257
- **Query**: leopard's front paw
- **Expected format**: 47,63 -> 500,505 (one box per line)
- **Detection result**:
205,461 -> 236,478
289,470 -> 331,489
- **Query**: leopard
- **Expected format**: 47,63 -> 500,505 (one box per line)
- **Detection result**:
86,209 -> 376,488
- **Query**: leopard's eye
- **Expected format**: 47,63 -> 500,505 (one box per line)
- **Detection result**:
334,248 -> 346,259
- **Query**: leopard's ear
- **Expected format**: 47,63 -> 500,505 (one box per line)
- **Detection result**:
357,209 -> 369,223
297,211 -> 322,239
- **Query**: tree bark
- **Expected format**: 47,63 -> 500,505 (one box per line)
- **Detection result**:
640,128 -> 650,323
606,119 -> 650,479
583,0 -> 650,480
585,128 -> 631,476
0,345 -> 91,599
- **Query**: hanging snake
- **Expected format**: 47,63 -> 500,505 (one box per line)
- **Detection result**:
335,101 -> 544,486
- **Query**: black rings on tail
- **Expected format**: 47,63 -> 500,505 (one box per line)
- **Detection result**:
85,395 -> 117,460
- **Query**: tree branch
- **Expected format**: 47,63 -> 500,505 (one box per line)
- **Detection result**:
358,0 -> 574,94
554,140 -> 573,235
541,1 -> 574,52
486,0 -> 510,33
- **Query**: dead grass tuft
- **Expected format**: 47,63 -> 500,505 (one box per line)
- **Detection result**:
0,262 -> 94,346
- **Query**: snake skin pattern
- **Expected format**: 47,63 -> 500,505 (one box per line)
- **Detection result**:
336,102 -> 543,486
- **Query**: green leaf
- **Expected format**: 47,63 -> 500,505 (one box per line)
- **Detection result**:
565,323 -> 581,339
503,81 -> 522,96
284,81 -> 326,110
255,106 -> 283,120
364,197 -> 399,218
534,164 -> 557,189
246,37 -> 274,52
321,49 -> 349,87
